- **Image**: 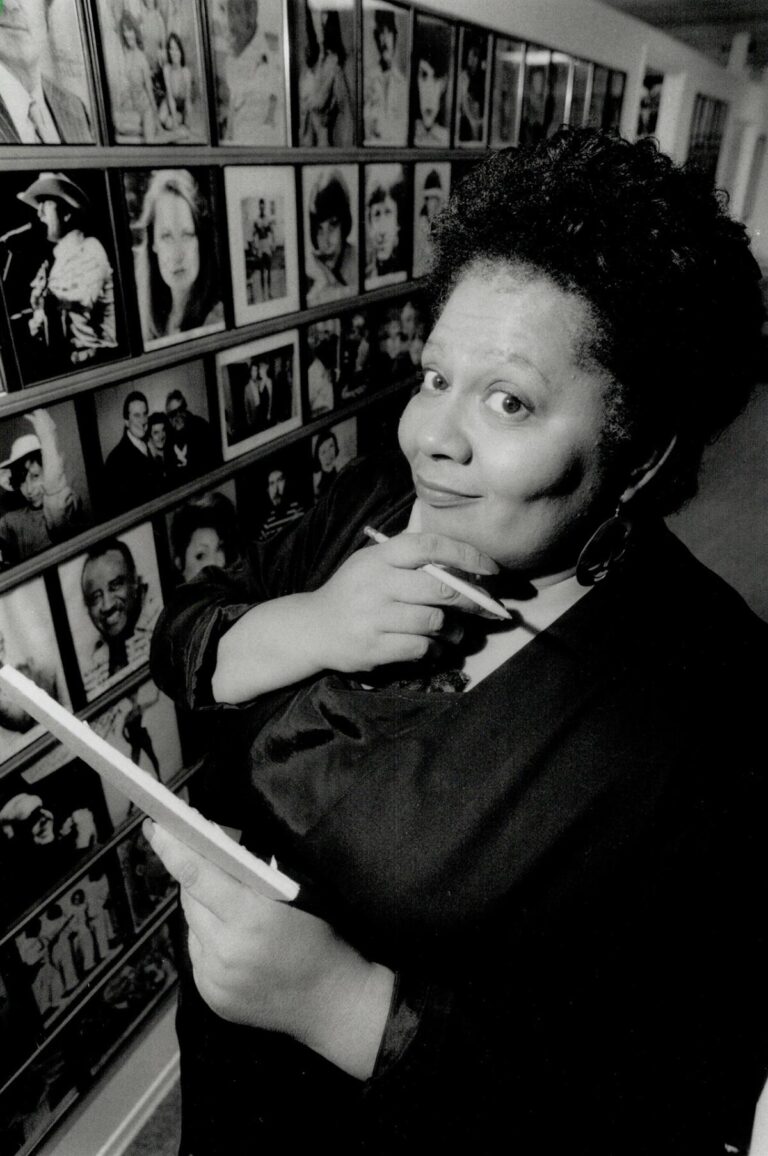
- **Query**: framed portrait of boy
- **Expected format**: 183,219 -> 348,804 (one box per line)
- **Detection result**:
162,480 -> 241,587
216,328 -> 301,461
362,0 -> 410,146
410,10 -> 455,148
0,400 -> 92,574
454,25 -> 491,148
364,162 -> 411,290
57,522 -> 164,703
0,170 -> 129,388
412,161 -> 449,279
225,165 -> 300,327
0,577 -> 71,768
490,37 -> 523,148
301,164 -> 360,307
123,167 -> 226,354
206,0 -> 289,146
311,415 -> 357,498
0,0 -> 99,145
294,0 -> 356,147
235,444 -> 312,544
94,0 -> 208,144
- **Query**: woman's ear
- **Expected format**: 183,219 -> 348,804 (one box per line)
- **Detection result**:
620,435 -> 677,505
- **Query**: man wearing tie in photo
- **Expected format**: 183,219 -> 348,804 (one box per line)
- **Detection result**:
0,0 -> 93,143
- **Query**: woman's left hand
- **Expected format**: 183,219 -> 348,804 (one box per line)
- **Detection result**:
144,820 -> 395,1079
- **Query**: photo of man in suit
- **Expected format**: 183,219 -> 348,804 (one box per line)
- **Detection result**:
103,390 -> 163,514
0,0 -> 94,143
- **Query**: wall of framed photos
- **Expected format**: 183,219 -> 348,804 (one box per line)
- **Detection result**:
0,1 -> 765,1153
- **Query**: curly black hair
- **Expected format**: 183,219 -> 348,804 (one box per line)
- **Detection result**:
426,128 -> 765,513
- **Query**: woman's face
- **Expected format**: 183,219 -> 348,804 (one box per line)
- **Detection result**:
168,36 -> 182,65
316,215 -> 343,265
317,437 -> 338,472
398,266 -> 618,578
417,58 -> 445,130
182,527 -> 225,581
152,191 -> 200,299
20,459 -> 44,509
369,194 -> 399,264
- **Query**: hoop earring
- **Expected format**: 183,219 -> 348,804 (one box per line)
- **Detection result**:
576,505 -> 632,587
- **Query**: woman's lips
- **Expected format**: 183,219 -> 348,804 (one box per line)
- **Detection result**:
415,475 -> 480,507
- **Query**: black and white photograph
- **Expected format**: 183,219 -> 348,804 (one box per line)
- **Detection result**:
0,1031 -> 79,1156
519,46 -> 552,146
374,295 -> 425,386
362,0 -> 410,146
235,444 -> 311,544
302,164 -> 359,306
295,0 -> 356,147
163,482 -> 241,585
547,51 -> 571,138
123,167 -> 226,353
603,68 -> 625,132
311,415 -> 356,497
411,10 -> 455,148
225,164 -> 300,327
305,317 -> 340,417
490,36 -> 523,148
569,58 -> 591,130
454,26 -> 491,147
0,578 -> 71,767
216,328 -> 301,460
338,306 -> 379,402
0,753 -> 113,931
96,0 -> 208,143
95,360 -> 216,516
0,401 -> 91,572
57,522 -> 164,702
637,68 -> 664,139
364,162 -> 410,290
207,0 -> 288,146
0,170 -> 127,387
412,161 -> 449,278
587,61 -> 608,128
0,0 -> 97,144
14,865 -> 124,1024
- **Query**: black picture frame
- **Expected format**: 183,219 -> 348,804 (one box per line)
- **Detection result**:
410,9 -> 456,148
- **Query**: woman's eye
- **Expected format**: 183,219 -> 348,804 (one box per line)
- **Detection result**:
420,368 -> 448,392
485,389 -> 527,419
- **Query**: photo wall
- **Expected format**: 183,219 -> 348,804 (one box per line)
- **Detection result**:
0,1 -> 626,1151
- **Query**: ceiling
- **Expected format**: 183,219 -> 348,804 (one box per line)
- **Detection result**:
601,0 -> 768,73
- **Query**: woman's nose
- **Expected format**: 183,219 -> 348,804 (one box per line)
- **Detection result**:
416,398 -> 472,462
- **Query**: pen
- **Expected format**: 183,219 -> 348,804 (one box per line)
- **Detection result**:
363,525 -> 512,620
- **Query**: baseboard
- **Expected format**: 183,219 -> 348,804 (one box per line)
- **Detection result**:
96,1050 -> 180,1156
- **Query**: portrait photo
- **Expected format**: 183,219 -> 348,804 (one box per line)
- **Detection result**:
95,0 -> 208,144
217,328 -> 301,461
569,59 -> 591,130
311,415 -> 356,498
603,70 -> 625,132
454,26 -> 491,148
90,679 -> 184,829
490,37 -> 523,148
235,444 -> 311,544
162,480 -> 241,586
295,0 -> 356,147
412,161 -> 449,278
94,359 -> 216,516
0,753 -> 113,931
586,63 -> 608,129
364,162 -> 410,290
225,164 -> 300,327
411,10 -> 455,148
547,52 -> 571,138
337,306 -> 379,402
0,400 -> 92,572
374,295 -> 425,387
305,316 -> 340,417
0,0 -> 97,145
362,0 -> 410,146
519,46 -> 552,146
123,167 -> 226,353
302,164 -> 359,307
0,170 -> 128,388
207,0 -> 288,146
637,68 -> 664,139
0,577 -> 71,767
57,522 -> 164,703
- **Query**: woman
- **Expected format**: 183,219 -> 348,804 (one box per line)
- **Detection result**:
170,492 -> 240,583
133,169 -> 223,349
158,32 -> 192,139
149,131 -> 768,1154
112,13 -> 159,142
305,169 -> 358,304
311,427 -> 339,495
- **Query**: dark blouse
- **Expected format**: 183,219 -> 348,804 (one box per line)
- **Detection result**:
151,452 -> 768,1155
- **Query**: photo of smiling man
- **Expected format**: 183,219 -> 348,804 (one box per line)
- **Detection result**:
411,10 -> 455,147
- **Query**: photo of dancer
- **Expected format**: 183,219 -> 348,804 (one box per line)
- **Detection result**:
207,0 -> 288,145
302,165 -> 359,306
364,162 -> 410,289
225,165 -> 299,326
411,10 -> 455,147
296,0 -> 355,147
362,0 -> 410,146
216,329 -> 301,460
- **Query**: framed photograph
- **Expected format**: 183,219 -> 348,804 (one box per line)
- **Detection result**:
586,63 -> 608,129
413,161 -> 450,279
519,45 -> 551,146
687,94 -> 728,185
225,164 -> 300,327
95,0 -> 208,144
0,170 -> 128,388
306,317 -> 341,418
364,162 -> 410,290
295,0 -> 356,147
301,164 -> 359,307
217,329 -> 301,461
235,444 -> 312,544
454,26 -> 491,148
411,10 -> 455,148
0,0 -> 97,145
0,753 -> 113,932
637,69 -> 664,139
0,1030 -> 79,1156
0,577 -> 71,768
362,0 -> 410,146
373,295 -> 425,387
547,52 -> 571,137
338,306 -> 379,402
311,415 -> 356,498
123,167 -> 226,353
163,480 -> 241,585
94,360 -> 216,517
0,400 -> 92,573
604,69 -> 625,132
569,59 -> 591,130
490,36 -> 524,148
90,680 -> 184,829
57,522 -> 164,703
207,0 -> 289,145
